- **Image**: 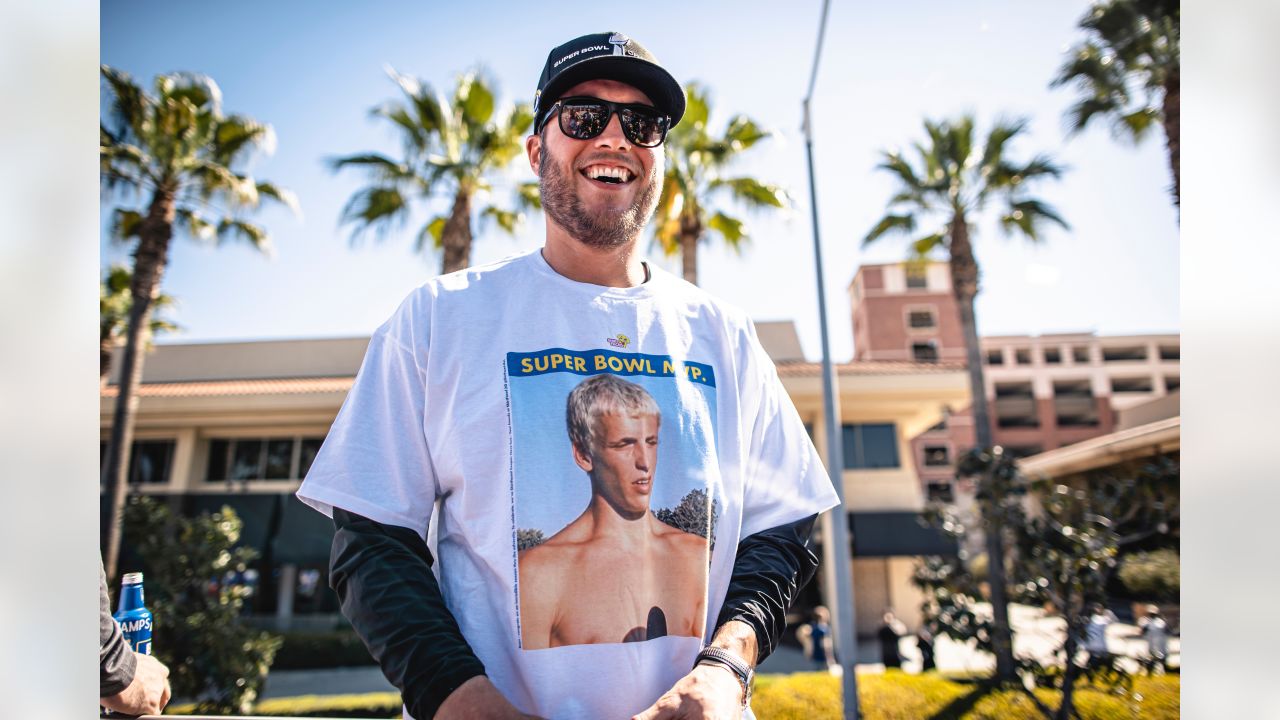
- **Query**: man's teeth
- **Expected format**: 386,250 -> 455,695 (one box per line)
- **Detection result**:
585,165 -> 632,183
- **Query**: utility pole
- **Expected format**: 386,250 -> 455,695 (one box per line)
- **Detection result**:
803,1 -> 860,716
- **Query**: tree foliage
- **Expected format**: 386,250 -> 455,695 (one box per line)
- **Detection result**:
516,527 -> 546,551
915,448 -> 1179,719
1117,549 -> 1180,600
1053,0 -> 1180,205
99,65 -> 295,580
330,67 -> 535,274
122,496 -> 282,715
100,263 -> 179,380
653,488 -> 720,547
652,82 -> 787,285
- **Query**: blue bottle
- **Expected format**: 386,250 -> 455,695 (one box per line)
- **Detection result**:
113,572 -> 153,655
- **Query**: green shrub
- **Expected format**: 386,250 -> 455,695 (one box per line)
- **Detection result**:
124,496 -> 281,715
1117,549 -> 1180,599
273,630 -> 377,670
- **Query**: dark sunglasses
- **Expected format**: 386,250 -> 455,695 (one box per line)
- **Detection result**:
539,96 -> 671,148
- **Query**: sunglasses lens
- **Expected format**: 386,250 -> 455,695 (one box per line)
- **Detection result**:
619,108 -> 667,147
560,103 -> 609,140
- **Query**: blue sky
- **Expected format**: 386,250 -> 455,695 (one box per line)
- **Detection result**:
100,0 -> 1179,361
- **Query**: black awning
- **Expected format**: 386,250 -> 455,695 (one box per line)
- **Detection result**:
847,511 -> 957,557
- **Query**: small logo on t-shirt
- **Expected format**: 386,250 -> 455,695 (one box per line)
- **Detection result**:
606,333 -> 631,348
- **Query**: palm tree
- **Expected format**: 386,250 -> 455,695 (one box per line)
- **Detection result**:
330,67 -> 537,274
863,115 -> 1068,681
100,263 -> 179,383
652,83 -> 788,285
1053,0 -> 1179,206
99,65 -> 297,581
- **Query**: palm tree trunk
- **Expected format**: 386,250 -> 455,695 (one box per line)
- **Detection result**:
679,212 -> 701,285
948,214 -> 1016,682
1161,67 -> 1180,209
440,189 -> 472,274
102,188 -> 174,581
100,339 -> 113,385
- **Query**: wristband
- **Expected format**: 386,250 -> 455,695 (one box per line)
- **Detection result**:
694,646 -> 753,707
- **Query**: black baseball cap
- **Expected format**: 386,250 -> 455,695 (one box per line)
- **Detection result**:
533,31 -> 685,132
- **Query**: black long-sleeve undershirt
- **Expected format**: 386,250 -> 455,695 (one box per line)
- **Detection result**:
329,509 -> 821,718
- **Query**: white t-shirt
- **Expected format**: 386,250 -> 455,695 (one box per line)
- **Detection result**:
298,248 -> 839,719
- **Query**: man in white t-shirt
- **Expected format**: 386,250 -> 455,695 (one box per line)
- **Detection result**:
519,374 -> 707,650
298,30 -> 840,720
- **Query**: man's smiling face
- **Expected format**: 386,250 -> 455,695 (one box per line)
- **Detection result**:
528,78 -> 665,249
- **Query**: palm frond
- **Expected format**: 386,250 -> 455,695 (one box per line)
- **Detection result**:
456,71 -> 495,127
338,186 -> 409,243
254,182 -> 301,217
480,205 -> 521,236
863,213 -> 917,246
175,208 -> 216,242
517,181 -> 541,211
213,115 -> 277,164
999,198 -> 1070,241
415,215 -> 448,254
100,65 -> 149,142
707,212 -> 746,249
109,209 -> 145,242
713,177 -> 788,209
681,82 -> 711,132
910,232 -> 947,258
216,218 -> 272,254
723,116 -> 768,151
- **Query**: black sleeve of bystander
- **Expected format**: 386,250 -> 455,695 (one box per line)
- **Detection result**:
714,513 -> 821,664
100,559 -> 138,697
330,508 -> 486,719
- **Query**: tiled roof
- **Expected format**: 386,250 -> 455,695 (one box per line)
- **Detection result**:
774,360 -> 967,378
100,376 -> 354,398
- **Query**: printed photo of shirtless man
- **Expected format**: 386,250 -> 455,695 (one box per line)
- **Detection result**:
518,374 -> 709,649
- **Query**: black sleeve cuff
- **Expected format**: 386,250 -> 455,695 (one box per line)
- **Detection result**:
715,513 -> 821,664
330,509 -> 486,719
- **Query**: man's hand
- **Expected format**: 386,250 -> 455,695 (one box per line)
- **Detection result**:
630,663 -> 744,720
100,652 -> 170,716
436,675 -> 547,720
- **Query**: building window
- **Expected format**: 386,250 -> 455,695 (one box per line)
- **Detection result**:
1103,346 -> 1148,362
995,382 -> 1039,428
907,309 -> 936,329
1111,376 -> 1155,393
206,436 -> 326,482
926,482 -> 954,502
985,349 -> 1003,365
841,423 -> 900,469
923,445 -> 951,467
1159,345 -> 1180,361
905,270 -> 928,289
1165,375 -> 1180,392
1043,347 -> 1062,364
101,439 -> 175,485
1003,445 -> 1044,459
1054,380 -> 1099,427
1015,348 -> 1032,365
912,341 -> 939,363
1072,346 -> 1091,363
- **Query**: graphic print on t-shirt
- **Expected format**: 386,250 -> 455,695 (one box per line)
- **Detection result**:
505,347 -> 721,651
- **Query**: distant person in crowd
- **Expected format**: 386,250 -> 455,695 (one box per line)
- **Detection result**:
803,605 -> 835,671
100,560 -> 171,716
1139,604 -> 1170,671
915,624 -> 936,672
878,610 -> 905,669
1083,603 -> 1117,667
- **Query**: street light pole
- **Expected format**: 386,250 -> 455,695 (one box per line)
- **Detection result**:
803,1 -> 860,716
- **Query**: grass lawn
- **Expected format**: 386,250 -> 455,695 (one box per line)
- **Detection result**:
752,670 -> 1180,720
167,670 -> 1179,718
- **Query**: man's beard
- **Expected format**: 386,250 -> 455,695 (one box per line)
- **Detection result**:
539,144 -> 661,250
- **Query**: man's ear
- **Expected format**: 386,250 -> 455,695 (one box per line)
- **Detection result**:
571,442 -> 593,474
526,134 -> 541,176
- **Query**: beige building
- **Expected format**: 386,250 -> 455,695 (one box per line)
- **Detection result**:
102,323 -> 968,636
